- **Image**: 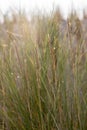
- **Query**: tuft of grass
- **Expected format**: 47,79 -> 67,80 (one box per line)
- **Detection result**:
0,8 -> 87,130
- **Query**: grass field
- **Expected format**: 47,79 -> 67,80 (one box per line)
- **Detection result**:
0,8 -> 87,130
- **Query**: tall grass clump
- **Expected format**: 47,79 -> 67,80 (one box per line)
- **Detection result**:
0,8 -> 87,130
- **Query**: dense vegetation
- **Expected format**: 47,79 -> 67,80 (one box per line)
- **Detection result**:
0,8 -> 87,130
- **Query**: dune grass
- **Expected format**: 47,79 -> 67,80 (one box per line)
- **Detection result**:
0,9 -> 87,130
